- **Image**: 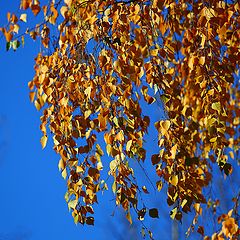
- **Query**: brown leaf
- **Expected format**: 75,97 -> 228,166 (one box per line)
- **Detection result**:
31,5 -> 41,16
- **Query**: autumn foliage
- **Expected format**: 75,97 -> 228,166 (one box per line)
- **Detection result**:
1,0 -> 239,239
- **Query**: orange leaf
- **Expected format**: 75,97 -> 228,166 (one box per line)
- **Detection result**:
7,12 -> 11,22
29,92 -> 35,102
11,14 -> 18,24
49,4 -> 58,24
21,0 -> 30,10
31,4 -> 41,16
4,30 -> 13,42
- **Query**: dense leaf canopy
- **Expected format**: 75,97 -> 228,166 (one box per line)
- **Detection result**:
1,0 -> 239,239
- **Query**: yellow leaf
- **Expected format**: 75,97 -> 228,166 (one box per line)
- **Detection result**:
62,168 -> 67,179
60,6 -> 68,18
106,144 -> 111,156
200,34 -> 206,48
68,199 -> 78,210
49,4 -> 58,24
40,135 -> 48,149
20,13 -> 27,22
58,158 -> 65,171
110,159 -> 118,172
159,148 -> 164,157
112,181 -> 117,193
13,24 -> 20,33
170,175 -> 178,186
199,56 -> 205,65
116,130 -> 124,142
96,144 -> 104,156
34,100 -> 41,110
150,49 -> 158,56
76,166 -> 83,173
76,179 -> 83,186
212,102 -> 221,113
97,161 -> 103,170
126,140 -> 132,152
222,217 -> 238,238
210,137 -> 217,143
170,207 -> 177,219
159,138 -> 164,147
156,180 -> 163,191
21,36 -> 25,47
170,144 -> 178,159
188,56 -> 194,70
60,97 -> 68,107
229,151 -> 234,159
64,0 -> 72,7
84,110 -> 91,119
113,117 -> 119,127
160,120 -> 171,134
53,135 -> 60,146
85,129 -> 91,139
181,199 -> 188,208
84,86 -> 92,99
228,209 -> 233,217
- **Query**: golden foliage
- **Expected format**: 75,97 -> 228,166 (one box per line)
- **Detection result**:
1,0 -> 239,238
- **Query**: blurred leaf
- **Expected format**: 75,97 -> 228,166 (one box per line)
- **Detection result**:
68,199 -> 78,209
142,186 -> 149,194
20,13 -> 27,22
138,207 -> 146,221
149,208 -> 159,218
6,42 -> 11,51
126,211 -> 132,224
40,135 -> 48,149
86,217 -> 94,225
12,40 -> 20,51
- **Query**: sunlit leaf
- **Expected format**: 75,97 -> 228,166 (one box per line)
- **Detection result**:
68,199 -> 78,209
138,208 -> 146,221
62,168 -> 67,179
170,207 -> 177,220
2,0 -> 239,235
142,186 -> 149,194
212,102 -> 221,114
170,175 -> 178,186
12,40 -> 20,51
20,13 -> 27,22
40,135 -> 48,149
156,180 -> 163,191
